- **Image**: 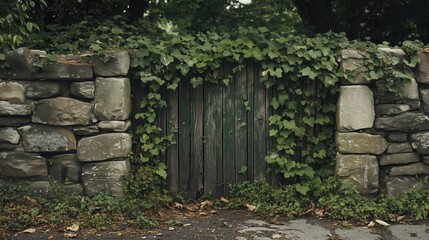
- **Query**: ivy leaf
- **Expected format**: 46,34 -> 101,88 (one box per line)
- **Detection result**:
294,183 -> 310,195
271,98 -> 280,110
301,66 -> 318,79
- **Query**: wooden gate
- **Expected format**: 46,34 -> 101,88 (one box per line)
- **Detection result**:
154,60 -> 275,198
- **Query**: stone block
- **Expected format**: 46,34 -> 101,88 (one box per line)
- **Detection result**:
35,61 -> 93,80
0,152 -> 48,177
94,77 -> 131,120
25,81 -> 61,99
0,48 -> 35,80
337,85 -> 374,132
70,81 -> 95,99
335,153 -> 379,194
94,51 -> 130,77
77,133 -> 132,162
49,154 -> 82,183
388,162 -> 429,176
386,176 -> 421,197
375,78 -> 419,104
27,181 -> 51,198
386,132 -> 408,142
0,101 -> 31,116
386,142 -> 414,154
73,125 -> 99,136
410,131 -> 429,154
375,104 -> 411,117
0,82 -> 25,103
419,89 -> 429,114
379,153 -> 420,166
336,132 -> 387,154
422,155 -> 429,164
18,125 -> 76,152
374,112 -> 429,132
32,97 -> 92,126
82,160 -> 130,197
98,120 -> 131,132
340,49 -> 369,84
416,51 -> 429,83
0,127 -> 20,144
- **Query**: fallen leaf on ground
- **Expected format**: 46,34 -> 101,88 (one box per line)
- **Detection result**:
367,221 -> 375,227
168,227 -> 175,231
174,203 -> 184,210
48,235 -> 55,240
396,215 -> 406,222
314,208 -> 324,217
210,210 -> 217,214
22,228 -> 36,234
199,212 -> 208,216
271,233 -> 282,239
66,223 -> 79,232
219,197 -> 229,204
375,219 -> 390,227
245,204 -> 256,212
64,232 -> 77,238
183,223 -> 191,227
200,200 -> 213,209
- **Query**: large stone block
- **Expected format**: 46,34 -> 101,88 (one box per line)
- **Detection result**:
379,153 -> 420,166
49,154 -> 82,183
0,82 -> 25,103
375,78 -> 419,104
0,127 -> 20,144
82,160 -> 130,197
416,51 -> 429,83
410,132 -> 429,154
336,132 -> 387,154
337,85 -> 374,132
388,162 -> 429,176
374,112 -> 429,132
0,48 -> 35,80
94,77 -> 131,120
32,97 -> 92,126
340,49 -> 369,84
419,88 -> 429,114
18,125 -> 76,152
25,81 -> 61,99
94,51 -> 130,77
386,142 -> 414,154
0,101 -> 31,116
77,133 -> 132,162
385,176 -> 421,197
35,61 -> 93,80
0,152 -> 48,177
70,81 -> 95,99
0,116 -> 30,127
335,153 -> 379,194
375,104 -> 411,117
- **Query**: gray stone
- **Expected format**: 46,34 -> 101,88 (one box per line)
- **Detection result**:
375,104 -> 411,117
82,160 -> 130,197
94,51 -> 130,77
72,125 -> 99,136
0,82 -> 25,103
0,152 -> 48,177
337,86 -> 375,132
386,132 -> 408,142
34,61 -> 93,80
340,49 -> 369,85
27,181 -> 51,198
379,153 -> 420,166
386,176 -> 421,197
335,153 -> 379,194
386,142 -> 414,154
32,97 -> 92,126
0,101 -> 31,116
77,133 -> 132,162
0,143 -> 19,150
0,116 -> 30,126
94,77 -> 131,120
0,48 -> 34,80
407,100 -> 421,110
49,154 -> 82,183
336,132 -> 387,154
70,81 -> 95,99
375,78 -> 419,103
374,112 -> 429,132
390,224 -> 429,240
410,132 -> 429,154
18,125 -> 76,152
416,51 -> 429,84
0,127 -> 20,144
422,155 -> 429,164
419,89 -> 429,114
98,120 -> 131,132
389,162 -> 429,176
378,48 -> 406,57
25,81 -> 61,99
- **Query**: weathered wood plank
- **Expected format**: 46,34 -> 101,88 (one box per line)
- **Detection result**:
222,64 -> 235,195
189,84 -> 204,199
234,67 -> 248,183
167,88 -> 179,195
253,64 -> 267,180
178,78 -> 191,195
246,60 -> 255,182
203,81 -> 223,197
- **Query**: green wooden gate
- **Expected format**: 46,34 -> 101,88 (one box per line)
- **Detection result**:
154,60 -> 275,198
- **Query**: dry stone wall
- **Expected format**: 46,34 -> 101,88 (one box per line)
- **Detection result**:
0,48 -> 132,197
336,48 -> 429,196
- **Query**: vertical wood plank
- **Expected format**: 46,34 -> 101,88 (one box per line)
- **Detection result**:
222,64 -> 235,195
203,82 -> 223,197
167,88 -> 179,195
246,60 -> 255,182
189,84 -> 204,199
178,78 -> 191,195
234,66 -> 248,183
157,88 -> 167,164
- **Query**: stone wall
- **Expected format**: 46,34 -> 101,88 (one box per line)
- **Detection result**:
336,48 -> 429,196
0,48 -> 132,197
